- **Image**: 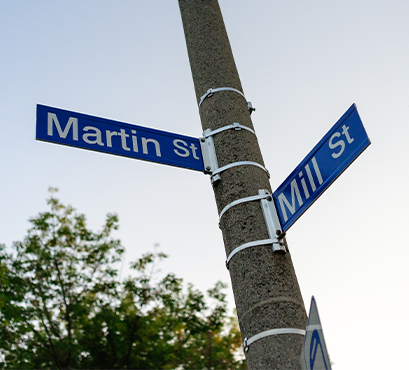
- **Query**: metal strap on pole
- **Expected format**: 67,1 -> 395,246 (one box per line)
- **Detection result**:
219,192 -> 271,222
198,87 -> 256,114
211,161 -> 270,179
259,189 -> 286,253
226,238 -> 278,268
200,126 -> 267,183
243,328 -> 306,352
224,189 -> 286,268
203,122 -> 255,138
199,87 -> 245,107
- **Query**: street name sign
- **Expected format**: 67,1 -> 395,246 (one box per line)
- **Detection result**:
36,104 -> 205,172
300,296 -> 332,370
273,104 -> 370,232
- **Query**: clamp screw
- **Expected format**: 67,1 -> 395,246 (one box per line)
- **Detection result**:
243,338 -> 249,352
200,137 -> 205,142
276,230 -> 281,236
247,101 -> 256,115
206,166 -> 211,171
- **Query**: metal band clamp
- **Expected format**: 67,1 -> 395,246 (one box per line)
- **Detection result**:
198,87 -> 256,114
203,122 -> 255,138
259,190 -> 286,252
199,87 -> 245,107
226,238 -> 278,268
200,126 -> 268,183
219,192 -> 271,222
211,161 -> 270,179
243,328 -> 306,352
224,190 -> 286,268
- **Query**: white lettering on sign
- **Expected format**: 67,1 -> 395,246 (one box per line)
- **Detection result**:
40,107 -> 205,171
119,129 -> 130,151
46,112 -> 166,158
83,126 -> 104,146
277,157 -> 324,222
131,130 -> 138,152
173,139 -> 190,157
142,138 -> 161,157
173,139 -> 200,159
190,143 -> 200,159
329,124 -> 354,159
48,113 -> 78,140
105,130 -> 118,147
278,179 -> 303,222
305,163 -> 317,192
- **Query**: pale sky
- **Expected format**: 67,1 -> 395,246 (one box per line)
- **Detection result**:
1,1 -> 409,369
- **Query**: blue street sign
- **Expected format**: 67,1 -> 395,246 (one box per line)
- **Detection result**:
273,104 -> 370,232
300,296 -> 332,370
36,104 -> 205,172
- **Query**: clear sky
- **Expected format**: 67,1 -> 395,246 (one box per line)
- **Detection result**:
1,1 -> 408,369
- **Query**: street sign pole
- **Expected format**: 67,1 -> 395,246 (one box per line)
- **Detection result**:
34,3 -> 371,367
179,1 -> 307,369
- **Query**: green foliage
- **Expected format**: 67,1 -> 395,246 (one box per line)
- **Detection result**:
0,189 -> 246,369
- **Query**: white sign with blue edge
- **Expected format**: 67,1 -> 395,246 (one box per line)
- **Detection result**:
300,296 -> 332,370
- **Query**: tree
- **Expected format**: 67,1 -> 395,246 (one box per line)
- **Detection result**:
0,189 -> 246,369
0,188 -> 124,368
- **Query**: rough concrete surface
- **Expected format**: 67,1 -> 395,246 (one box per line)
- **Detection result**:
179,1 -> 307,368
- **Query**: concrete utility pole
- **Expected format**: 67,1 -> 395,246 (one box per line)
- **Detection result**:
178,1 -> 307,369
